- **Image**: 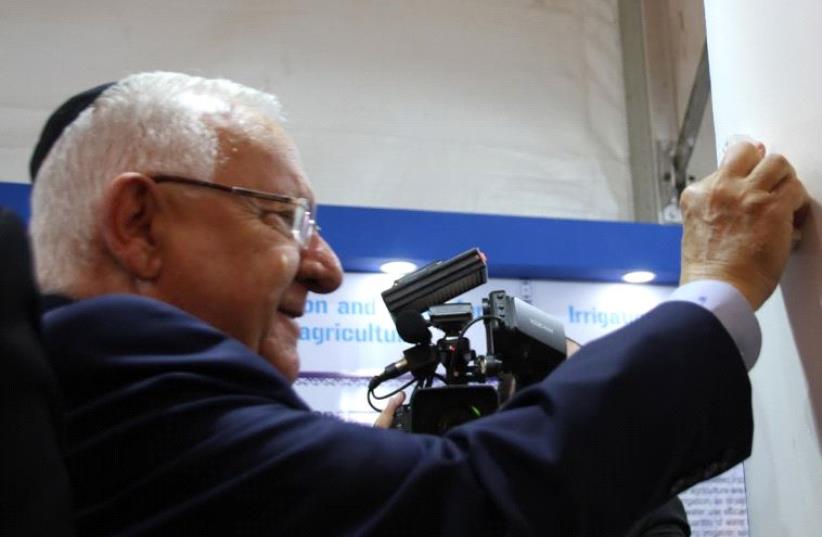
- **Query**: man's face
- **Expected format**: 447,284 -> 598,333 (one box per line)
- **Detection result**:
150,118 -> 342,381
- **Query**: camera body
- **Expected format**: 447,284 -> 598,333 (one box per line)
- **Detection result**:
372,249 -> 567,435
391,385 -> 499,434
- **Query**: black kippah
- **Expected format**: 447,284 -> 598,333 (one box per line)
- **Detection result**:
29,82 -> 116,182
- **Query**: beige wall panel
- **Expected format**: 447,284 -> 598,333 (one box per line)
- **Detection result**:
0,0 -> 633,220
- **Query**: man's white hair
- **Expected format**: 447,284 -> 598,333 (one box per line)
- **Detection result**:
30,71 -> 284,292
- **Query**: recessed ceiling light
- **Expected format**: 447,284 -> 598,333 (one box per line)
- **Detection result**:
380,260 -> 418,275
622,270 -> 656,284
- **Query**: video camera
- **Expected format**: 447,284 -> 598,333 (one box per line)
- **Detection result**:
368,248 -> 567,435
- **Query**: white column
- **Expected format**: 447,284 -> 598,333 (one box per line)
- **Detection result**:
704,1 -> 822,536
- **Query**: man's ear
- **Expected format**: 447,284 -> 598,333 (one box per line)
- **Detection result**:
99,173 -> 164,280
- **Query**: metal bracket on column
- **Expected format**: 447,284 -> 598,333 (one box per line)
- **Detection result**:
657,42 -> 711,223
656,139 -> 682,223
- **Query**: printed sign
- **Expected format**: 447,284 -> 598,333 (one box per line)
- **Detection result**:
296,273 -> 672,374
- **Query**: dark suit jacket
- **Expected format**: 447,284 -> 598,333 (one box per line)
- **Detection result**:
43,294 -> 751,536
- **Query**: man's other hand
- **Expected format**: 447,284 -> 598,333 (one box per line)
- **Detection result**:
566,338 -> 581,357
374,392 -> 406,429
679,141 -> 809,310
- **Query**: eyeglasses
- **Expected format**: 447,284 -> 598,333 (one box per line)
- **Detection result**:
152,175 -> 319,248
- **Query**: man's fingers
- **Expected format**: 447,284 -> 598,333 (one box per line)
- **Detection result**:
748,153 -> 796,192
721,141 -> 765,177
746,152 -> 807,236
770,176 -> 810,249
373,392 -> 406,429
774,174 -> 810,218
566,338 -> 581,358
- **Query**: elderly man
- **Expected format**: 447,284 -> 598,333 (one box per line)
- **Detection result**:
29,72 -> 807,537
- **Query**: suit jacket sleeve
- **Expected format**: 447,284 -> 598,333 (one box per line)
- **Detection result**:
47,298 -> 751,537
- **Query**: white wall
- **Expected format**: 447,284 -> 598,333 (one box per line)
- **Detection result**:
0,0 -> 632,220
705,1 -> 822,535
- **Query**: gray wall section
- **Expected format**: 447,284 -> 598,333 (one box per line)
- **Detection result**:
618,0 -> 658,222
621,0 -> 718,223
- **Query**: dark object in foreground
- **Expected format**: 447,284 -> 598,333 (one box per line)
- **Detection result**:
0,209 -> 74,536
625,496 -> 691,537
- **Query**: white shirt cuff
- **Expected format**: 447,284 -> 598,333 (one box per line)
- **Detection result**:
667,280 -> 761,371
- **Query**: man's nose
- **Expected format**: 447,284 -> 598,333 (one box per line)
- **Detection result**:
296,234 -> 343,294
